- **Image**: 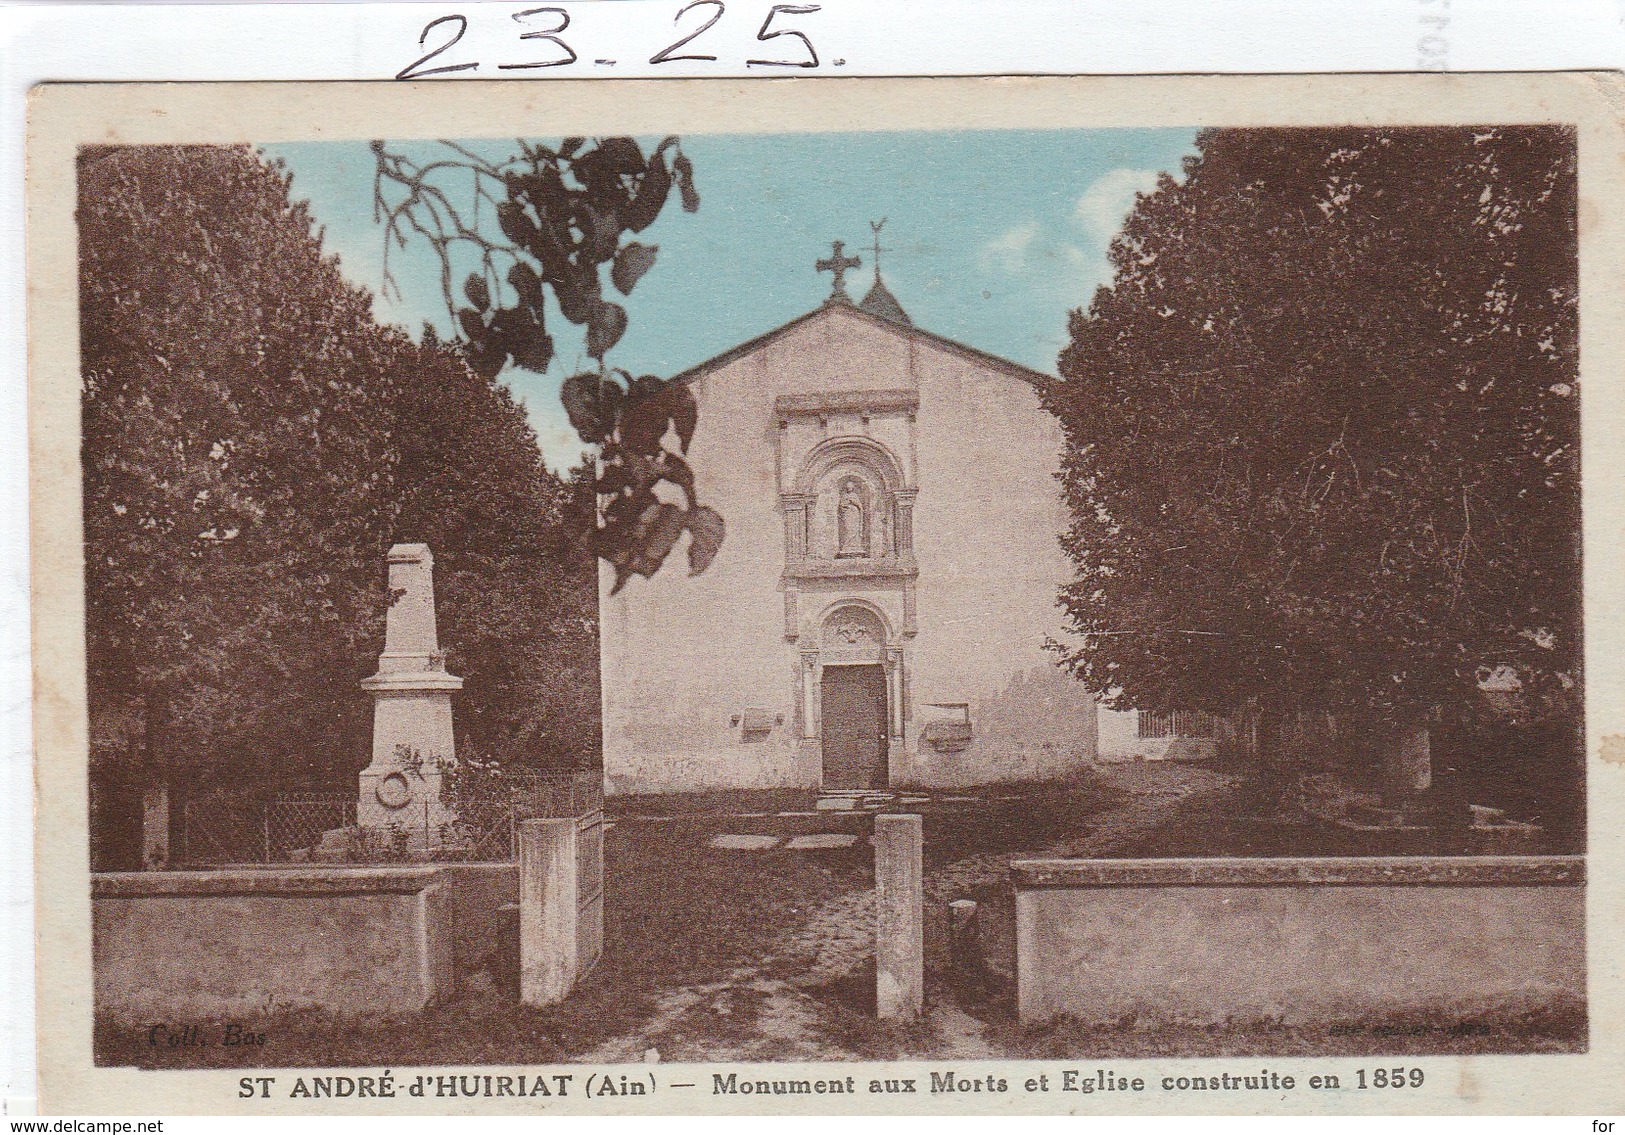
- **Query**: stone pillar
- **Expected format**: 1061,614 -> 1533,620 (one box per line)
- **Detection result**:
1379,726 -> 1432,795
781,493 -> 812,562
885,646 -> 905,740
519,818 -> 579,1007
358,544 -> 463,840
141,783 -> 169,870
875,813 -> 924,1019
783,588 -> 799,641
948,899 -> 983,982
894,489 -> 917,556
800,651 -> 820,740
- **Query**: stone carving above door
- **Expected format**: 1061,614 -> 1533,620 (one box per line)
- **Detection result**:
820,604 -> 889,661
829,617 -> 877,645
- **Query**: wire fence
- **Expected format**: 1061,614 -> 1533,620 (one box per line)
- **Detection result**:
267,791 -> 356,860
448,770 -> 606,860
177,795 -> 265,866
175,769 -> 603,866
1137,709 -> 1221,739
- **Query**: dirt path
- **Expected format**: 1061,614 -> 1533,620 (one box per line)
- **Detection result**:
575,762 -> 1238,1062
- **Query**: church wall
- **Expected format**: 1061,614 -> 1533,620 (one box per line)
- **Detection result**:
769,312 -> 919,396
898,339 -> 1098,787
600,307 -> 1099,795
600,343 -> 813,796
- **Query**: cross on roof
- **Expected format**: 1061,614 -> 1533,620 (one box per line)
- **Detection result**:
816,240 -> 862,303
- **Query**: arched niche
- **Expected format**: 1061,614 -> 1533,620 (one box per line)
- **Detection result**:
794,437 -> 909,562
795,436 -> 906,495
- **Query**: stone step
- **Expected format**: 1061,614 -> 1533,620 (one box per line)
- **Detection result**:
708,834 -> 781,851
1464,822 -> 1544,853
706,832 -> 867,852
723,811 -> 873,836
784,833 -> 860,850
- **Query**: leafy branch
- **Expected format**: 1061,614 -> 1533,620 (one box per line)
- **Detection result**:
372,135 -> 722,591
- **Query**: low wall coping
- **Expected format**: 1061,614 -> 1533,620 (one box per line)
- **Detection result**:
93,866 -> 445,898
434,861 -> 519,877
1010,855 -> 1584,889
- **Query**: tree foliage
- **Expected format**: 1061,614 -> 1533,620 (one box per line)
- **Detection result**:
372,137 -> 722,593
80,144 -> 599,805
393,326 -> 600,763
1045,127 -> 1580,733
81,144 -> 395,789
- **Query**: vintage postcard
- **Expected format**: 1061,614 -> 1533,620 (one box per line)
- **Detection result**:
26,73 -> 1625,1114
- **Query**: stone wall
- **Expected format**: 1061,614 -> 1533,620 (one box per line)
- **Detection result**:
93,867 -> 457,1020
1012,855 -> 1585,1026
904,328 -> 1096,787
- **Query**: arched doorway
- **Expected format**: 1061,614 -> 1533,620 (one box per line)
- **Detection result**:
818,605 -> 890,790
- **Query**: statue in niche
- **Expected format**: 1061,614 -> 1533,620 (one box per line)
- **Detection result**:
837,477 -> 867,556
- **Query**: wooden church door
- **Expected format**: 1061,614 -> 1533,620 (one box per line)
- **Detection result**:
820,664 -> 888,790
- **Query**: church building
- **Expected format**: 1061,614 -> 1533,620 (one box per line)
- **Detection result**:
599,234 -> 1102,795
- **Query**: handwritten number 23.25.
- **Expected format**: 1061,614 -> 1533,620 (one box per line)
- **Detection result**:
397,3 -> 825,79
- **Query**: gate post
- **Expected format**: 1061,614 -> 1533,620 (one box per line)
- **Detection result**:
875,813 -> 924,1018
948,898 -> 983,980
141,782 -> 170,870
518,817 -> 579,1006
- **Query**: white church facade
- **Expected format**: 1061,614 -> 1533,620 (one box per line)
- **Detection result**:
600,244 -> 1105,795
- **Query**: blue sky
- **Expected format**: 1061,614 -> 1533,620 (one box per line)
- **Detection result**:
266,128 -> 1198,469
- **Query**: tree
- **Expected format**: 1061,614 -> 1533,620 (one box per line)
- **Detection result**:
1044,128 -> 1580,771
81,144 -> 399,802
80,145 -> 604,870
372,137 -> 723,594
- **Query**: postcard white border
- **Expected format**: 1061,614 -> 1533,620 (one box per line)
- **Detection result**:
23,72 -> 1625,1116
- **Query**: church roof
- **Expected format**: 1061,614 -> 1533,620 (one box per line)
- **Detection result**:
858,278 -> 911,326
669,300 -> 1052,391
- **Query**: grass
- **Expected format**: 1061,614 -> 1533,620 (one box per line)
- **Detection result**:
93,766 -> 1586,1068
97,803 -> 876,1069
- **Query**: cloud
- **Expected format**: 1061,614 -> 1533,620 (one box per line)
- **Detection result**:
1073,168 -> 1162,242
979,221 -> 1041,274
975,222 -> 1105,310
535,419 -> 592,475
979,216 -> 1125,309
978,168 -> 1163,286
